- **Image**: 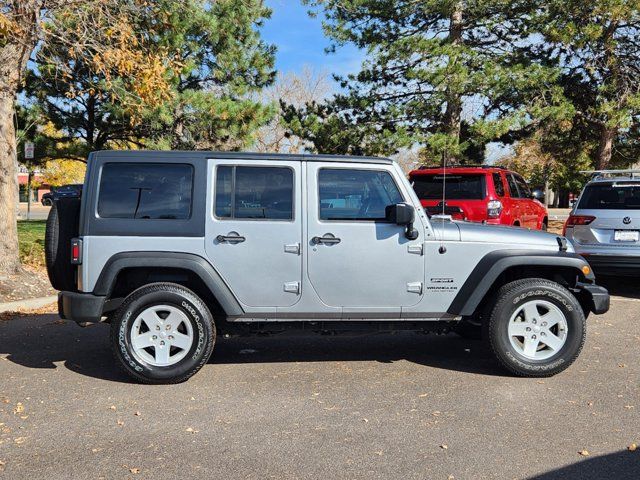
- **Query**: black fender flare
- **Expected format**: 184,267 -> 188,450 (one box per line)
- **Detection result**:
93,251 -> 244,316
448,250 -> 595,316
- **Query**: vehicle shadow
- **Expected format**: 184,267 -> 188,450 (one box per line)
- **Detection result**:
0,314 -> 506,383
212,331 -> 505,376
0,314 -> 135,384
527,450 -> 640,479
597,275 -> 640,300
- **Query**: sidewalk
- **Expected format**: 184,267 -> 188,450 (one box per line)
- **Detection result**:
548,208 -> 571,221
0,295 -> 58,313
17,202 -> 50,221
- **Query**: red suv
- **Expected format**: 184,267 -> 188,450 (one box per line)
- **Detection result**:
408,166 -> 548,230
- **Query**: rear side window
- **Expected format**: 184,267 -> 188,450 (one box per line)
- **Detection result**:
578,183 -> 640,210
506,174 -> 519,198
98,163 -> 193,219
492,173 -> 505,197
319,168 -> 403,221
411,174 -> 486,200
215,166 -> 294,220
513,174 -> 531,198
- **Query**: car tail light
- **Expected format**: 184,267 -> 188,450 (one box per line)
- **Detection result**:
487,200 -> 503,218
70,238 -> 82,264
562,215 -> 595,235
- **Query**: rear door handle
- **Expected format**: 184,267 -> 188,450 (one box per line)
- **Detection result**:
312,234 -> 341,245
216,232 -> 246,244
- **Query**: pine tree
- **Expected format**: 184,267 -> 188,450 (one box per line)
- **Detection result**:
284,0 -> 566,163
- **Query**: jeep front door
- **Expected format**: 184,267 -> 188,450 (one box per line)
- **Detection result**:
205,159 -> 302,308
306,163 -> 425,314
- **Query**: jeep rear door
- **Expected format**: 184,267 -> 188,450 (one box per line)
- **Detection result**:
205,159 -> 302,308
306,163 -> 425,314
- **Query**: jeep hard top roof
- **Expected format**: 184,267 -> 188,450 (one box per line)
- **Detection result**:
89,150 -> 393,165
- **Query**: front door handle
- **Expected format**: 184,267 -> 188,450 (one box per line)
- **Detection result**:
216,232 -> 246,244
312,234 -> 341,245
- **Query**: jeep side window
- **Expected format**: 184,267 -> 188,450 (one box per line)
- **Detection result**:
214,166 -> 294,220
492,173 -> 505,197
97,163 -> 193,219
319,169 -> 403,221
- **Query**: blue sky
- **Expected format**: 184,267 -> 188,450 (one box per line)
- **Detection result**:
261,0 -> 364,80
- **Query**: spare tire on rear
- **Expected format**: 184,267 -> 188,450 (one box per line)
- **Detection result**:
45,198 -> 81,291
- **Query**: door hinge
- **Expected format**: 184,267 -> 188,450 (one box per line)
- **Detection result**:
406,282 -> 423,294
407,244 -> 423,255
284,243 -> 301,255
283,281 -> 300,294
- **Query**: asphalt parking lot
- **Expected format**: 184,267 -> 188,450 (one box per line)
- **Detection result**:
0,278 -> 639,480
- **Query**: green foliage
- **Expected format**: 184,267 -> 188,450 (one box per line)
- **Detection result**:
284,0 -> 567,162
22,0 -> 276,155
529,0 -> 640,169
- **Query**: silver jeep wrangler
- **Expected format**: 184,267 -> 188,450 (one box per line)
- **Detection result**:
46,151 -> 609,383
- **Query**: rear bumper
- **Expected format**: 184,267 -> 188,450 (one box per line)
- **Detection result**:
581,254 -> 640,276
58,291 -> 106,323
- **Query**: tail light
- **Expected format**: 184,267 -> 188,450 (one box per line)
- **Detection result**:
70,238 -> 83,264
487,200 -> 503,218
562,215 -> 595,235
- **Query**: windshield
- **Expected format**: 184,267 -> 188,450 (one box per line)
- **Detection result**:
578,182 -> 640,210
411,174 -> 486,200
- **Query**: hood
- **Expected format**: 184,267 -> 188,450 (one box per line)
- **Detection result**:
432,220 -> 571,252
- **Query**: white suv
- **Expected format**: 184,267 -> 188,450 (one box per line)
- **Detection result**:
564,170 -> 640,275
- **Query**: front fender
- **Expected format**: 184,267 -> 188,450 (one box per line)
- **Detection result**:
448,250 -> 597,316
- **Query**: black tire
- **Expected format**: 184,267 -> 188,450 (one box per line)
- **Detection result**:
485,278 -> 586,377
541,221 -> 548,231
45,198 -> 80,291
110,283 -> 216,384
42,198 -> 52,206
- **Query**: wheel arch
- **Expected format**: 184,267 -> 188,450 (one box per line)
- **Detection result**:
94,252 -> 243,317
448,250 -> 595,318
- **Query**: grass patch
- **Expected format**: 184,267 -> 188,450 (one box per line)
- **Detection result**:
18,220 -> 47,267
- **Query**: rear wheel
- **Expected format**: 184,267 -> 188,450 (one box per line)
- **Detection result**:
110,283 -> 215,384
485,278 -> 585,377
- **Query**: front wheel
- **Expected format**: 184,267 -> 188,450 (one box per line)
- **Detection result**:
110,283 -> 215,384
485,278 -> 586,377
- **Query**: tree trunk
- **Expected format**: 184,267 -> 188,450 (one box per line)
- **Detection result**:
595,126 -> 616,171
443,1 -> 463,166
0,14 -> 40,275
0,66 -> 23,275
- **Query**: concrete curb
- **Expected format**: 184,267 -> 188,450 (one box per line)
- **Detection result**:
0,295 -> 58,313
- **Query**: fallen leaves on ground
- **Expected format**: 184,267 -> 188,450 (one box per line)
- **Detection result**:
579,450 -> 590,457
629,443 -> 637,452
440,444 -> 448,450
13,403 -> 24,415
186,427 -> 199,433
129,467 -> 141,474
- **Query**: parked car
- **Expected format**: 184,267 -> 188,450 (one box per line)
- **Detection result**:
46,151 -> 608,383
41,184 -> 83,206
409,166 -> 548,230
564,170 -> 640,275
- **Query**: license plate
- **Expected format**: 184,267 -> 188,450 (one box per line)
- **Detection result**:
614,230 -> 639,242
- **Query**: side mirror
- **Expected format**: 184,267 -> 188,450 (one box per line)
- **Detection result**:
531,189 -> 545,202
385,203 -> 419,240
